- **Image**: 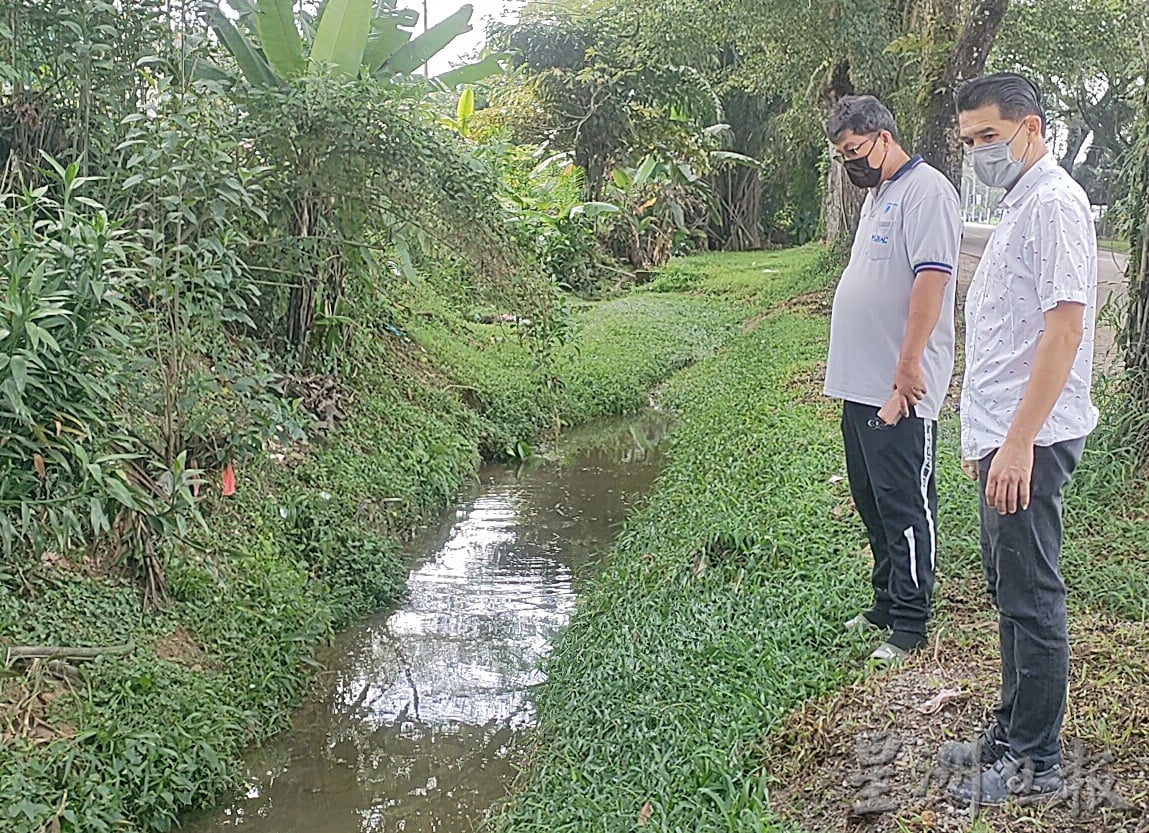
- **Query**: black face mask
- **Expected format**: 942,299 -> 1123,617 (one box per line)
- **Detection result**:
843,154 -> 882,189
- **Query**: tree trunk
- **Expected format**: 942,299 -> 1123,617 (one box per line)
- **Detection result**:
915,0 -> 1010,190
822,61 -> 864,243
1076,80 -> 1133,160
1057,117 -> 1089,175
823,163 -> 867,244
286,198 -> 318,364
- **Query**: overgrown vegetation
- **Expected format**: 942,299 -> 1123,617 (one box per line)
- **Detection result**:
0,268 -> 738,832
0,1 -> 747,829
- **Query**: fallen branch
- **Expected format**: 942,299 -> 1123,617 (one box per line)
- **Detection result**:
4,641 -> 134,666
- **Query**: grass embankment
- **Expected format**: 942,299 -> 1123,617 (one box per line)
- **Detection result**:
1098,237 -> 1132,255
498,248 -> 1149,832
0,283 -> 737,833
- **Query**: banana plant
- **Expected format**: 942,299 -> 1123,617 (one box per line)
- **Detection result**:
198,0 -> 504,87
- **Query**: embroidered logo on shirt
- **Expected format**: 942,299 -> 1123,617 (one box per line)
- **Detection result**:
870,203 -> 898,244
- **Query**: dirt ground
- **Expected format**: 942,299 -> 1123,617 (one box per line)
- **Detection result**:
155,625 -> 207,669
0,669 -> 75,746
765,572 -> 1149,833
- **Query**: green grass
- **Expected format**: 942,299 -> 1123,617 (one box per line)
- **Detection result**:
0,275 -> 744,833
642,248 -> 830,308
497,244 -> 1149,833
1098,236 -> 1132,254
415,285 -> 741,454
558,293 -> 740,423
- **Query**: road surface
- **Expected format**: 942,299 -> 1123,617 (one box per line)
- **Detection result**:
961,222 -> 1129,300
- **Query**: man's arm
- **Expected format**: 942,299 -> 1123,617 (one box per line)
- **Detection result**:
890,270 -> 950,416
983,301 -> 1085,513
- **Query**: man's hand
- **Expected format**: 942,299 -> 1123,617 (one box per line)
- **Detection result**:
961,458 -> 979,481
985,439 -> 1034,514
877,391 -> 910,426
893,357 -> 928,408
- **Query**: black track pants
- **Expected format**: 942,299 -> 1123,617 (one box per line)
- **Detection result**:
841,400 -> 938,635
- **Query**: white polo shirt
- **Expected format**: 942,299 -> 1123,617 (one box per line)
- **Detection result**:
824,156 -> 961,420
960,153 -> 1098,461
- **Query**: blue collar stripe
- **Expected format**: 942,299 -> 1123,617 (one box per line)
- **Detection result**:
888,154 -> 924,182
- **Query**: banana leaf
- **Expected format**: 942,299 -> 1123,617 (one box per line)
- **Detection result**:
378,4 -> 472,76
363,11 -> 417,73
310,0 -> 374,76
255,0 -> 304,77
201,3 -> 281,88
435,52 -> 506,88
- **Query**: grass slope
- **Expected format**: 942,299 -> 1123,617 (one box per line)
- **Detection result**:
0,282 -> 737,833
497,246 -> 1149,833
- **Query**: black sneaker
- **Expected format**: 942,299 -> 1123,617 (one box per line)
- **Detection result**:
938,724 -> 1010,770
947,755 -> 1066,807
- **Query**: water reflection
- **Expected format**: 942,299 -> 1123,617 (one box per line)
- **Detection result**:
185,412 -> 668,833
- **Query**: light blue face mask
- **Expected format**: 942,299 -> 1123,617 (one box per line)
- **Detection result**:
968,123 -> 1029,189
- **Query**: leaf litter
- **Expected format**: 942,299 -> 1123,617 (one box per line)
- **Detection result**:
763,577 -> 1149,832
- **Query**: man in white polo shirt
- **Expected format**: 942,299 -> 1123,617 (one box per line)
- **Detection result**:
823,95 -> 961,665
946,72 -> 1098,806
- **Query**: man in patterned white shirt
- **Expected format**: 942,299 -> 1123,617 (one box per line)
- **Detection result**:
946,72 -> 1098,806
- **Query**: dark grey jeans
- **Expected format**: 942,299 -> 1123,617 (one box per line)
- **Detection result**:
978,437 -> 1085,770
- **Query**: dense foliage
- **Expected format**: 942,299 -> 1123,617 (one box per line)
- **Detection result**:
991,0 -> 1143,205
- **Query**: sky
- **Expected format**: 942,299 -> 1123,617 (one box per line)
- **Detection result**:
423,0 -> 525,75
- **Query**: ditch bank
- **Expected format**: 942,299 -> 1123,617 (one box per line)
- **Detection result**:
496,247 -> 1149,833
0,287 -> 737,833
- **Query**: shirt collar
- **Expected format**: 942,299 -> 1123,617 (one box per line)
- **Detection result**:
1001,152 -> 1057,208
888,154 -> 923,182
876,155 -> 923,196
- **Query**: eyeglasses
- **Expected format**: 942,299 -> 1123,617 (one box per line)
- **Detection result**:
832,134 -> 878,164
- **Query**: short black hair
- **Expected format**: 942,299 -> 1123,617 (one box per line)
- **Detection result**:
826,95 -> 899,143
954,72 -> 1046,131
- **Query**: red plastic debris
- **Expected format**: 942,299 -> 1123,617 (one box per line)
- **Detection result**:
221,461 -> 236,496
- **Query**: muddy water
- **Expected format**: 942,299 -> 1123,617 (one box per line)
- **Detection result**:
185,412 -> 669,833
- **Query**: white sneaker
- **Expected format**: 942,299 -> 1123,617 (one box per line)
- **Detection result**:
843,612 -> 890,632
869,642 -> 907,665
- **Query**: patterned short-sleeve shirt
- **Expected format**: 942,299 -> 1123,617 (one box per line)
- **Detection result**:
960,153 -> 1098,461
